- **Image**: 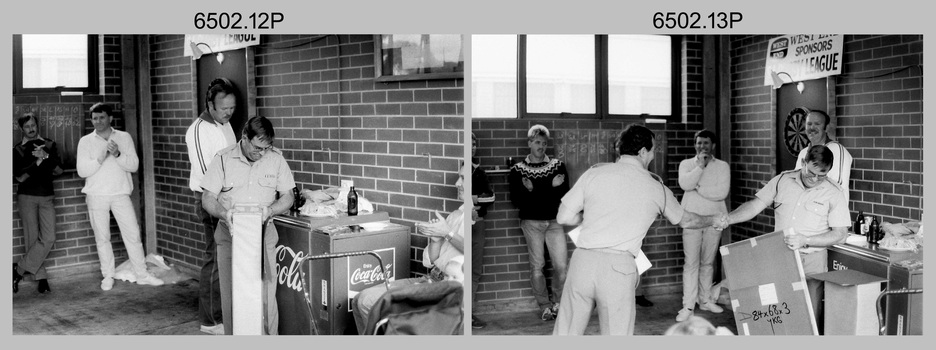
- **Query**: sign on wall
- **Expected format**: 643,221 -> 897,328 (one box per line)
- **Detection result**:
183,34 -> 259,58
763,34 -> 843,86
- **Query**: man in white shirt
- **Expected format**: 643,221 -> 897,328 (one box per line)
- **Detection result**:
185,78 -> 238,335
77,103 -> 163,291
794,109 -> 853,203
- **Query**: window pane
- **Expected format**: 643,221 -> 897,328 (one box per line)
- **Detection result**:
22,34 -> 89,89
608,35 -> 671,115
471,35 -> 517,118
526,35 -> 595,114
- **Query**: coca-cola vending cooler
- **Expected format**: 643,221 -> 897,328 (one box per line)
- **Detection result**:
272,212 -> 410,335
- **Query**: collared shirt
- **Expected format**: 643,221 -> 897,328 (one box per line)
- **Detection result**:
422,205 -> 467,283
76,128 -> 139,196
678,155 -> 730,215
186,110 -> 236,192
795,140 -> 853,203
755,170 -> 851,253
561,157 -> 685,255
200,142 -> 295,209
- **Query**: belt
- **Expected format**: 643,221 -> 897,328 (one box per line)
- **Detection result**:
582,247 -> 634,257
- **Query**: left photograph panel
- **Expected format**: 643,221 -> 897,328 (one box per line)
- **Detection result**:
11,34 -> 467,335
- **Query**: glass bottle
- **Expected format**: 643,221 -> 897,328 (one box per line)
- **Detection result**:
347,186 -> 358,216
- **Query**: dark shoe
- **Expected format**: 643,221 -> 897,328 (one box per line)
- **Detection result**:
13,264 -> 23,294
636,295 -> 654,307
471,315 -> 486,329
37,279 -> 51,294
540,306 -> 557,321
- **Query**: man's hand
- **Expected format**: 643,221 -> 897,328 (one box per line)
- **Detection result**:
522,177 -> 534,192
552,174 -> 565,187
418,211 -> 451,239
784,234 -> 809,250
16,174 -> 30,183
696,152 -> 711,168
471,206 -> 480,222
32,145 -> 48,161
713,213 -> 730,231
106,140 -> 120,157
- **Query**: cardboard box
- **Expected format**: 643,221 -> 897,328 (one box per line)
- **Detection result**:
720,230 -> 817,335
810,270 -> 886,335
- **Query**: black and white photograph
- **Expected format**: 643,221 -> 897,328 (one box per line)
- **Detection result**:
12,34 -> 467,335
469,34 -> 923,336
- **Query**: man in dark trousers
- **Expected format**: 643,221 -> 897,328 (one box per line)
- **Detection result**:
13,113 -> 63,294
509,124 -> 570,321
185,78 -> 238,335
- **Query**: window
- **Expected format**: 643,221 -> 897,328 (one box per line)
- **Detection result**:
471,35 -> 679,121
374,34 -> 464,82
13,34 -> 99,94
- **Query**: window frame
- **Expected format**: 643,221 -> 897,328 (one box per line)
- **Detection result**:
514,34 -> 681,121
13,34 -> 100,95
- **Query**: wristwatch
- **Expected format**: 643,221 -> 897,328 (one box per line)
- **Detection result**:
444,231 -> 454,242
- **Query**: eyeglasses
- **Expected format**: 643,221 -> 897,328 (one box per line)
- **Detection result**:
805,168 -> 828,181
246,137 -> 273,153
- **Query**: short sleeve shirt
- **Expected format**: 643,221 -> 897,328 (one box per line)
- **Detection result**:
561,157 -> 684,255
755,170 -> 851,253
200,143 -> 295,209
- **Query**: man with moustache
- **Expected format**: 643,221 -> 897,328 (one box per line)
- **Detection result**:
794,109 -> 853,203
13,113 -> 63,294
508,124 -> 570,321
186,78 -> 238,335
716,145 -> 851,333
77,103 -> 164,291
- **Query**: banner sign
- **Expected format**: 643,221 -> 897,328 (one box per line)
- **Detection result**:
183,34 -> 259,58
764,34 -> 843,85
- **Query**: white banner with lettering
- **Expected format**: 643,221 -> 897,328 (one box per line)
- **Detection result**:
184,34 -> 259,58
763,34 -> 843,85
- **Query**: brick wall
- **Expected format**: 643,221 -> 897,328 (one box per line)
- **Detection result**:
727,35 -> 924,241
471,36 -> 706,312
148,35 -> 465,276
12,35 -> 126,279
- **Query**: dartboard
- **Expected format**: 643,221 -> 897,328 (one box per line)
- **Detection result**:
784,107 -> 810,156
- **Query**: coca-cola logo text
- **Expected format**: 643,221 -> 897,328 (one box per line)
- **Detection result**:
349,263 -> 393,286
275,244 -> 305,292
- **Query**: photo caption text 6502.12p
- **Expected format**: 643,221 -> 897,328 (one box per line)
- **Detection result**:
193,12 -> 284,30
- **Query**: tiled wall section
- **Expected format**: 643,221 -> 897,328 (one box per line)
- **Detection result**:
727,35 -> 924,242
149,35 -> 465,276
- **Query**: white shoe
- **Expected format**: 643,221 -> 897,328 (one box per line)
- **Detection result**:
200,323 -> 224,335
137,274 -> 165,286
101,277 -> 114,291
676,307 -> 694,322
699,301 -> 724,313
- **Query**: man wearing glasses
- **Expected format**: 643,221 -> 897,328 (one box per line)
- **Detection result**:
200,116 -> 295,335
714,144 -> 850,333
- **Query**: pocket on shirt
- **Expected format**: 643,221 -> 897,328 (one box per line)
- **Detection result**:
258,176 -> 277,189
803,201 -> 829,217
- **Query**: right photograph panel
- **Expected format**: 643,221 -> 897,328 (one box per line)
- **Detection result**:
468,34 -> 924,336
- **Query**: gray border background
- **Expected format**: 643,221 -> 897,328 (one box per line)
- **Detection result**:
2,0 -> 931,347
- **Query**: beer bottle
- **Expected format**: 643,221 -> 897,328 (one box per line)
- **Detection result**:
348,186 -> 358,216
869,216 -> 880,244
854,211 -> 865,235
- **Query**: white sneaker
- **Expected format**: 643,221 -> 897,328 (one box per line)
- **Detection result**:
101,277 -> 115,291
699,301 -> 724,313
199,323 -> 224,335
137,274 -> 165,286
676,307 -> 694,322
